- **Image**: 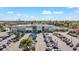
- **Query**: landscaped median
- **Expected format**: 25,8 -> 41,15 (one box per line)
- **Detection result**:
19,35 -> 35,51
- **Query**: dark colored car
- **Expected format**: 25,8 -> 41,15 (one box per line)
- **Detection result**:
0,44 -> 6,51
69,43 -> 74,47
53,45 -> 58,49
2,45 -> 6,48
3,36 -> 9,40
76,43 -> 79,47
73,47 -> 77,51
60,37 -> 66,41
0,46 -> 3,51
66,41 -> 72,45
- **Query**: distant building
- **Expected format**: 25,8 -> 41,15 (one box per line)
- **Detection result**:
12,24 -> 54,33
3,24 -> 10,32
69,27 -> 79,35
73,28 -> 79,35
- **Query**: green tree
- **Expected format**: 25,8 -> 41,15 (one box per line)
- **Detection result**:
19,36 -> 33,51
0,24 -> 3,32
14,32 -> 21,41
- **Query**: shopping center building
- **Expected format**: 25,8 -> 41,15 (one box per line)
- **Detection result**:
12,24 -> 55,33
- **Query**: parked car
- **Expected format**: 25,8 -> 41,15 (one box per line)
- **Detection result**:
53,45 -> 58,49
46,33 -> 49,35
3,36 -> 9,40
76,43 -> 79,47
45,47 -> 52,51
66,40 -> 72,45
48,36 -> 53,42
0,38 -> 3,42
69,43 -> 74,47
73,47 -> 77,51
46,42 -> 52,47
67,31 -> 77,37
60,37 -> 67,41
0,46 -> 3,51
2,44 -> 6,49
45,39 -> 51,43
6,40 -> 12,45
54,49 -> 62,51
30,33 -> 37,40
0,44 -> 6,51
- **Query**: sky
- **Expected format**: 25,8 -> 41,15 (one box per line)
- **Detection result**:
0,7 -> 79,21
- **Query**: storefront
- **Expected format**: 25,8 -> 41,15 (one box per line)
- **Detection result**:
12,24 -> 54,33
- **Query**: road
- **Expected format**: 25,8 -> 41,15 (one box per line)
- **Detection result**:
35,33 -> 46,51
49,33 -> 73,51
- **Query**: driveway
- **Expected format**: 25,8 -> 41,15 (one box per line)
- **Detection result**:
35,33 -> 46,51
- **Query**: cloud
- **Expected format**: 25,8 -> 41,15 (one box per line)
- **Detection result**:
7,11 -> 14,14
75,11 -> 79,13
42,10 -> 64,15
30,16 -> 35,18
26,16 -> 29,18
42,10 -> 52,15
16,13 -> 21,17
53,11 -> 64,14
68,7 -> 74,8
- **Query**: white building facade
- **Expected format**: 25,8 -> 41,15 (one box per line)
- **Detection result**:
12,24 -> 54,33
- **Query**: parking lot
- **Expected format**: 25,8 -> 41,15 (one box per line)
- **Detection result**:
0,31 -> 79,51
5,33 -> 30,51
0,32 -> 31,51
49,33 -> 73,51
58,32 -> 79,50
